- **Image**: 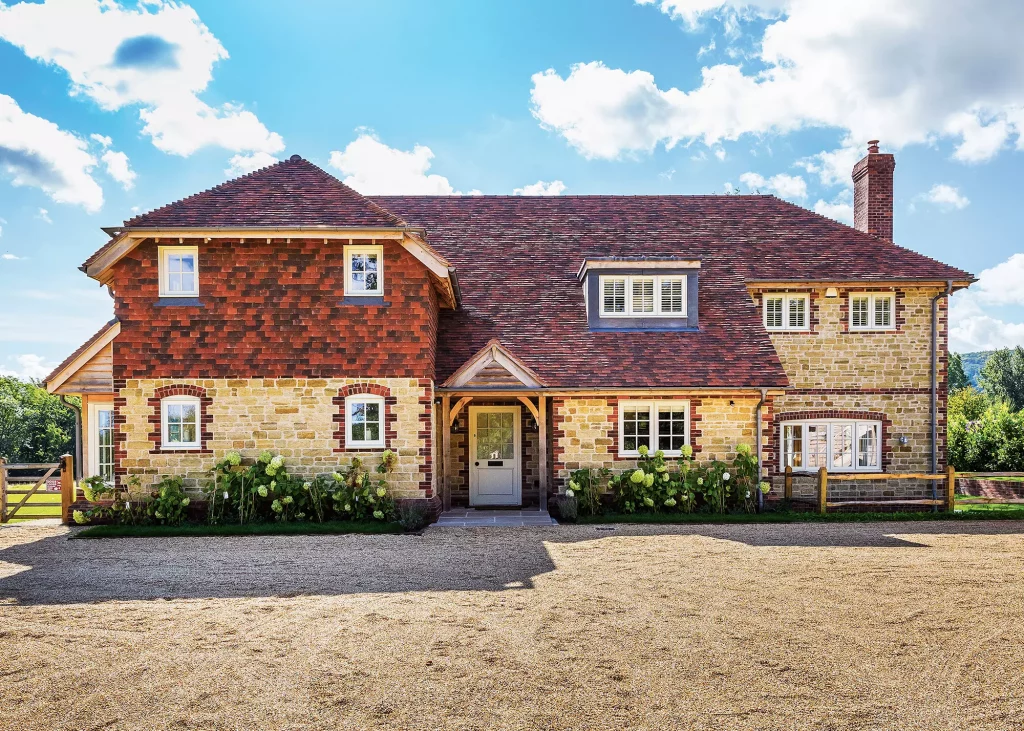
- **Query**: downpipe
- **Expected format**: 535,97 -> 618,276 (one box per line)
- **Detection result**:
930,280 -> 954,510
58,395 -> 82,481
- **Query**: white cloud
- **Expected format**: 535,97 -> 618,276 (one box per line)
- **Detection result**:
739,171 -> 807,198
713,147 -> 726,161
635,0 -> 785,31
90,133 -> 112,148
813,196 -> 854,224
922,183 -> 970,210
0,0 -> 284,165
0,216 -> 4,237
225,151 -> 279,177
0,353 -> 58,380
533,1 -> 1024,163
950,253 -> 1024,351
0,94 -> 103,211
2,253 -> 22,260
796,143 -> 863,187
513,180 -> 567,196
101,149 -> 136,190
328,133 -> 476,195
37,208 -> 52,223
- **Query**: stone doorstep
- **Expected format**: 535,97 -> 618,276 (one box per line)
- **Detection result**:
433,509 -> 558,528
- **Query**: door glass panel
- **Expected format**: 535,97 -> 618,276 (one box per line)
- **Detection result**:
476,412 -> 515,460
832,424 -> 854,469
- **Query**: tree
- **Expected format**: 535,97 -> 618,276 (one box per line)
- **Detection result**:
948,352 -> 970,394
0,377 -> 78,464
979,346 -> 1024,411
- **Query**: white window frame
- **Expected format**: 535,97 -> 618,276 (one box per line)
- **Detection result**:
344,244 -> 384,297
763,293 -> 809,331
599,275 -> 687,318
158,246 -> 199,297
780,419 -> 882,473
161,396 -> 201,450
88,401 -> 115,484
849,292 -> 896,331
618,400 -> 690,457
345,394 -> 386,448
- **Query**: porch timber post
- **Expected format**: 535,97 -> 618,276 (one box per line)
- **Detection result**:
60,453 -> 74,525
538,395 -> 548,513
817,467 -> 828,515
784,465 -> 793,500
441,396 -> 452,513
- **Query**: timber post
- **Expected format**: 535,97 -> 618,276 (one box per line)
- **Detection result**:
0,457 -> 7,524
538,395 -> 548,513
946,465 -> 956,513
441,395 -> 452,513
817,467 -> 828,515
784,465 -> 793,501
60,453 -> 74,525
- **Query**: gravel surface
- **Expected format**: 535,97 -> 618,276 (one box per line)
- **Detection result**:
1,520 -> 1023,730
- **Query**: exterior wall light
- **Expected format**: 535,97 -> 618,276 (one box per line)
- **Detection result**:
898,435 -> 910,446
825,287 -> 839,298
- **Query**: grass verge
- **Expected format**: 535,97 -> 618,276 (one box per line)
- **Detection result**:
72,520 -> 405,539
577,506 -> 1024,525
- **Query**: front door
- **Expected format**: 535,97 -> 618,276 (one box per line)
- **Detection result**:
469,405 -> 521,506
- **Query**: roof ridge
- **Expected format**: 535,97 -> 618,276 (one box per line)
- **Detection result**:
296,157 -> 407,228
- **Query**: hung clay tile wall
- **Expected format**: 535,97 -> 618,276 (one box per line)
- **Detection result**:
110,238 -> 438,380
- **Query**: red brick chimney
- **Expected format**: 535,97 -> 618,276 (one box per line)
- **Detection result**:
852,140 -> 896,241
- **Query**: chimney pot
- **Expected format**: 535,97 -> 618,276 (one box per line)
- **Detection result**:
852,139 -> 895,241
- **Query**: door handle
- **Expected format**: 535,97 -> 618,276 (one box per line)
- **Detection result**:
474,461 -> 480,466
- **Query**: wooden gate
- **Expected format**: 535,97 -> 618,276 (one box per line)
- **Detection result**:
0,455 -> 73,523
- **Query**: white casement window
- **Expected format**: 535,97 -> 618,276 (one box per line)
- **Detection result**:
849,293 -> 895,331
619,400 -> 689,457
781,419 -> 881,473
344,244 -> 384,296
89,402 -> 115,484
763,293 -> 809,331
158,246 -> 199,297
161,396 -> 200,449
346,395 -> 385,448
600,275 -> 687,317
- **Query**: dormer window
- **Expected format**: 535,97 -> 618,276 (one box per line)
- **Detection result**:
345,244 -> 383,296
158,246 -> 199,297
599,275 -> 687,317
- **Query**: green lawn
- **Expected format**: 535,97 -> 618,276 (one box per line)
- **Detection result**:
73,519 -> 406,539
577,504 -> 1024,525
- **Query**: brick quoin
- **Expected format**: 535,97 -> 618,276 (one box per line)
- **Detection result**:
111,238 -> 439,380
147,384 -> 214,455
332,383 -> 398,453
417,379 -> 434,497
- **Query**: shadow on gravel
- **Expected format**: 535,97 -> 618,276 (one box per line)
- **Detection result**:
1,520 -> 1022,605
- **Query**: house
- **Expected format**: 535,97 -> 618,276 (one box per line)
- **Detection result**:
45,141 -> 973,517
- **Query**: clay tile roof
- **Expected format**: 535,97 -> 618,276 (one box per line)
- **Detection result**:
82,155 -> 406,271
43,318 -> 118,387
371,195 -> 972,389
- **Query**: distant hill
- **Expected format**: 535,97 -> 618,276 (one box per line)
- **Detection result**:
958,351 -> 994,387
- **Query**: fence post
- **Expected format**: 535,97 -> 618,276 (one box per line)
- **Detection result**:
0,457 -> 7,524
784,465 -> 793,501
60,454 -> 74,525
817,467 -> 828,515
946,465 -> 956,512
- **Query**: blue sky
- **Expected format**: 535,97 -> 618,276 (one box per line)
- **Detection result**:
2,0 -> 1023,378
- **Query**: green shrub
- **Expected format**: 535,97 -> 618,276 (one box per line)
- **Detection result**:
396,501 -> 431,531
948,388 -> 1024,472
566,467 -> 609,516
145,476 -> 190,526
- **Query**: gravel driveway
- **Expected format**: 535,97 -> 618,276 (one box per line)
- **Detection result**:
1,520 -> 1023,730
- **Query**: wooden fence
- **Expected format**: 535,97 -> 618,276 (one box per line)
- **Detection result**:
0,454 -> 74,523
783,464 -> 956,514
